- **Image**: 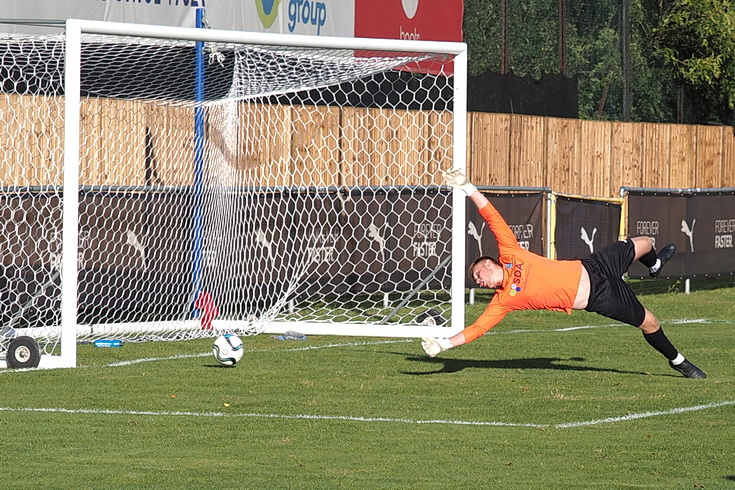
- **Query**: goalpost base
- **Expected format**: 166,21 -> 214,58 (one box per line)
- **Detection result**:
0,353 -> 75,370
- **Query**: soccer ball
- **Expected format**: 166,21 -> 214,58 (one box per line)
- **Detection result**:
212,334 -> 245,366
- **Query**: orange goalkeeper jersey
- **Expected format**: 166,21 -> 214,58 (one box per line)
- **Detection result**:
462,202 -> 583,343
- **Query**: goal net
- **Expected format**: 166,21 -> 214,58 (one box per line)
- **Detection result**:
0,20 -> 467,368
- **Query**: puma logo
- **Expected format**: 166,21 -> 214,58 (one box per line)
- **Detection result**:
368,223 -> 386,263
256,229 -> 275,265
581,226 -> 597,253
467,221 -> 485,254
126,229 -> 147,270
681,219 -> 695,252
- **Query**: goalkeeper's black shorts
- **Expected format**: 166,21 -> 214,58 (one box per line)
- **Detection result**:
581,239 -> 646,328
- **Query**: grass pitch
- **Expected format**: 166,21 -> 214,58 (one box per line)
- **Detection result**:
1,286 -> 734,489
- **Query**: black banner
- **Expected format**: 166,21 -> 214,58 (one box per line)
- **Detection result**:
554,197 -> 622,260
1,188 -> 456,325
465,192 -> 544,287
627,191 -> 735,278
0,193 -> 62,325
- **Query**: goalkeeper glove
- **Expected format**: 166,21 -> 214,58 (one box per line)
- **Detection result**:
421,337 -> 452,358
442,169 -> 477,196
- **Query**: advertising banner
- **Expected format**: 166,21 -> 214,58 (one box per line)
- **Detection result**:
0,188 -> 455,322
687,193 -> 735,275
387,189 -> 452,290
627,191 -> 735,278
2,0 -> 355,37
354,0 -> 463,42
554,197 -> 621,260
3,0 -> 463,42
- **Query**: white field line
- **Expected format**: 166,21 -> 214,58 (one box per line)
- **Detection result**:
554,399 -> 735,428
2,320 -> 728,429
0,399 -> 733,429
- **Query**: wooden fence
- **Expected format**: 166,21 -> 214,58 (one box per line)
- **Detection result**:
2,94 -> 733,197
469,113 -> 735,197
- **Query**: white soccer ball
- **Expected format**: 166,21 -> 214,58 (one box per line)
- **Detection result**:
212,334 -> 245,366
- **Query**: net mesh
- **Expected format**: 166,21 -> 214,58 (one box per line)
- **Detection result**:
0,31 -> 458,357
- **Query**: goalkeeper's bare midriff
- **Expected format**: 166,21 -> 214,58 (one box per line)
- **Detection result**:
572,265 -> 591,310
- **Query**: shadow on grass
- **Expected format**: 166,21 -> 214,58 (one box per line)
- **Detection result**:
400,354 -> 665,377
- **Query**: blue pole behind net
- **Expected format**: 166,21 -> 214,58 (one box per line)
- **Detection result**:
192,8 -> 206,318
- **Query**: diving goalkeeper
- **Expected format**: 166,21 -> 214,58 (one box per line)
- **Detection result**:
421,170 -> 706,379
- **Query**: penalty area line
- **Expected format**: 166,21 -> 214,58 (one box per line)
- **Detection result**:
554,399 -> 735,428
0,399 -> 732,429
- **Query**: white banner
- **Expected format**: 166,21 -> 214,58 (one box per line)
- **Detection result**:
2,0 -> 355,37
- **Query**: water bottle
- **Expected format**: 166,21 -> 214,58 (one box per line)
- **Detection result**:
283,331 -> 306,341
94,339 -> 123,348
271,331 -> 306,341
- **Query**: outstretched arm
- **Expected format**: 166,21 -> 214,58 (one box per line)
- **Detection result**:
422,298 -> 509,357
422,170 -> 518,358
442,169 -> 519,251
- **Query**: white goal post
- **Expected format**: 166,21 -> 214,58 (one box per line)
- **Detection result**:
0,19 -> 468,368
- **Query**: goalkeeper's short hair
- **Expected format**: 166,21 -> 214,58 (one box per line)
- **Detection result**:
467,256 -> 501,278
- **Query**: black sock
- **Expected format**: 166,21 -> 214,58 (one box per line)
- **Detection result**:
638,247 -> 657,268
643,328 -> 678,360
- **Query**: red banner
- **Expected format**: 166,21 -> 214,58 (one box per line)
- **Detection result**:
355,0 -> 463,42
355,0 -> 463,75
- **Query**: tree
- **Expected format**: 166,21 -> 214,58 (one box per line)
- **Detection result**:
463,0 -> 503,76
463,0 -> 675,122
655,0 -> 735,123
566,0 -> 673,121
463,0 -> 735,123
